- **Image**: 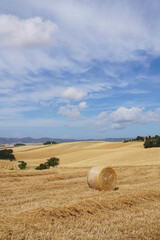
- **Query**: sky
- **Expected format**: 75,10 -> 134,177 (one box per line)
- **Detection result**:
0,0 -> 160,139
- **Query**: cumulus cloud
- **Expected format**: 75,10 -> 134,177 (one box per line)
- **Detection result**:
86,107 -> 160,132
58,106 -> 83,121
79,102 -> 87,109
110,107 -> 142,122
110,107 -> 143,129
109,107 -> 160,129
58,101 -> 87,120
62,87 -> 87,101
0,14 -> 58,47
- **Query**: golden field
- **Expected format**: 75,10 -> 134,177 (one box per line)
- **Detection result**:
0,141 -> 160,240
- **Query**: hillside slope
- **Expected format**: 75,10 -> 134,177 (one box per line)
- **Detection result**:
0,141 -> 160,239
12,141 -> 160,168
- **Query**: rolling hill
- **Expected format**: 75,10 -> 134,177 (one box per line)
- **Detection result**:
0,141 -> 160,240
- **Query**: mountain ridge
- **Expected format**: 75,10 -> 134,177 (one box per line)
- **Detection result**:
0,137 -> 130,144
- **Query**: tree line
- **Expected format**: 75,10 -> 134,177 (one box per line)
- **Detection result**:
144,135 -> 160,148
123,135 -> 160,148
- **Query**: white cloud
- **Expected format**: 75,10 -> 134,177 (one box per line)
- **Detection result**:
96,111 -> 107,120
110,107 -> 143,129
0,14 -> 58,47
1,2 -> 160,78
62,87 -> 87,101
0,1 -> 160,137
79,102 -> 87,109
58,106 -> 83,121
110,107 -> 142,123
85,106 -> 160,132
58,101 -> 88,120
1,2 -> 160,97
109,107 -> 160,129
29,0 -> 160,63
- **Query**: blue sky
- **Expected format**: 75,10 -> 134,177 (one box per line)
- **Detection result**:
0,0 -> 160,139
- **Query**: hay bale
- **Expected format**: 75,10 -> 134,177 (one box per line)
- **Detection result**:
87,166 -> 117,191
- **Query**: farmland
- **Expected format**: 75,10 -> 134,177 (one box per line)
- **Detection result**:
0,141 -> 160,239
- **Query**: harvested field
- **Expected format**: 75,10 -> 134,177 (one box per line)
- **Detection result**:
0,159 -> 19,170
0,141 -> 160,239
13,141 -> 160,168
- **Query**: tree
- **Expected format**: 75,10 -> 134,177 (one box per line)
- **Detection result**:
14,143 -> 26,147
35,157 -> 60,170
43,141 -> 57,145
0,149 -> 15,161
18,161 -> 27,169
144,139 -> 153,148
47,157 -> 59,167
144,135 -> 160,148
135,136 -> 144,141
35,163 -> 49,170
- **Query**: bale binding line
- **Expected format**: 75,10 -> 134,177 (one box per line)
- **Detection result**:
87,166 -> 117,191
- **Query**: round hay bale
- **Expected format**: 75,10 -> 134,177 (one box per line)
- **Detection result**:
87,166 -> 117,191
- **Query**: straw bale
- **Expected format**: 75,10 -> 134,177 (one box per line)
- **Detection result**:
87,166 -> 117,191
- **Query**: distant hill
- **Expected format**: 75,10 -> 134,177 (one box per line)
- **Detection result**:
103,138 -> 127,142
0,137 -> 131,145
